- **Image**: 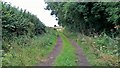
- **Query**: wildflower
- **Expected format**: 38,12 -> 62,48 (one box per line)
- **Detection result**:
94,36 -> 97,38
4,54 -> 7,56
10,47 -> 13,49
8,45 -> 10,46
114,45 -> 118,47
103,46 -> 105,47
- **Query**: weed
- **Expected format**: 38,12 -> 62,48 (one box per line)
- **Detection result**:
54,33 -> 77,66
2,29 -> 58,66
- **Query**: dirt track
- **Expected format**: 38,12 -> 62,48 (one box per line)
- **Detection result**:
38,36 -> 62,66
38,35 -> 89,66
70,40 -> 90,66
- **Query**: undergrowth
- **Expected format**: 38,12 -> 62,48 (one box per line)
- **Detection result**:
63,30 -> 119,66
2,28 -> 58,66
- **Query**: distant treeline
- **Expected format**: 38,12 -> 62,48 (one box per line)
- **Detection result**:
45,2 -> 120,36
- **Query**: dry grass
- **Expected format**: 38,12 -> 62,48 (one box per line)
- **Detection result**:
97,53 -> 119,66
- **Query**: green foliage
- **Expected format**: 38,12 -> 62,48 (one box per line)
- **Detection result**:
94,33 -> 119,56
54,33 -> 77,66
63,31 -> 119,66
2,2 -> 46,40
45,2 -> 120,35
2,29 -> 58,66
77,37 -> 107,66
46,2 -> 119,66
2,2 -> 46,52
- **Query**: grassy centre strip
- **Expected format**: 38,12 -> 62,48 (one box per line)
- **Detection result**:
54,33 -> 77,66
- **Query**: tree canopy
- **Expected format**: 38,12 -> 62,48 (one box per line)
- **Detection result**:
45,2 -> 120,36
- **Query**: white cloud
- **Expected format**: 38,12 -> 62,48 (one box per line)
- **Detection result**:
2,0 -> 58,27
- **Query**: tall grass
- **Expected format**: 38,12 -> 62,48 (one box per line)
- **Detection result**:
2,28 -> 58,66
63,30 -> 119,66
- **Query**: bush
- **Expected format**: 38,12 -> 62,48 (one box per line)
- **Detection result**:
2,2 -> 46,40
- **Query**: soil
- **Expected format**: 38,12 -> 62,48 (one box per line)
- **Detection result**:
37,36 -> 63,66
37,35 -> 89,66
70,39 -> 90,66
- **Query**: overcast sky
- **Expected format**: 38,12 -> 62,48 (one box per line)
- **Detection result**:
2,0 -> 58,27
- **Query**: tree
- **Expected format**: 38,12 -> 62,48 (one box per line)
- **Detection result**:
45,2 -> 120,36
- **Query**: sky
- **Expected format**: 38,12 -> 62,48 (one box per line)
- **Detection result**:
2,0 -> 59,27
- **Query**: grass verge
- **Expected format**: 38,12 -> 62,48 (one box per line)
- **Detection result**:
2,29 -> 58,66
54,32 -> 77,66
77,34 -> 119,66
63,30 -> 119,66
